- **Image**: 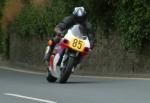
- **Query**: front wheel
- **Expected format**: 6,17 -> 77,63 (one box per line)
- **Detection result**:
59,57 -> 75,83
46,68 -> 57,82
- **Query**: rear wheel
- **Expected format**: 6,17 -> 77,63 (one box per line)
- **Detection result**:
59,57 -> 75,83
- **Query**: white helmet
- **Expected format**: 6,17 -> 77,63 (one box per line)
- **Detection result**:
72,7 -> 87,23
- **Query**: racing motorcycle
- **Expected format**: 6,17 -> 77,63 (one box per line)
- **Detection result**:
45,24 -> 91,83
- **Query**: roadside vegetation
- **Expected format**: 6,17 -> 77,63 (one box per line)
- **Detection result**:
0,0 -> 149,56
0,0 -> 5,53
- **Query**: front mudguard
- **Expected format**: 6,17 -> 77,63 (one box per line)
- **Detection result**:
48,45 -> 67,78
48,53 -> 61,78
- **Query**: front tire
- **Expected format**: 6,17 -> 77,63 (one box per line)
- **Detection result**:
59,57 -> 75,83
46,68 -> 57,82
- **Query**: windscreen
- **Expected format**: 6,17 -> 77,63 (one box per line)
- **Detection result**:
70,24 -> 84,38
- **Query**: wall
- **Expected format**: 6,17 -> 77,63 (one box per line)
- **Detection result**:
9,33 -> 47,69
9,32 -> 150,75
81,33 -> 150,75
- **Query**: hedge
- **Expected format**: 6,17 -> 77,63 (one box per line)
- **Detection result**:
10,0 -> 68,39
2,0 -> 150,56
0,0 -> 5,53
115,0 -> 150,49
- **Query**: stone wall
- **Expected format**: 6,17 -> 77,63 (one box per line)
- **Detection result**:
9,33 -> 47,69
9,33 -> 150,75
81,34 -> 150,75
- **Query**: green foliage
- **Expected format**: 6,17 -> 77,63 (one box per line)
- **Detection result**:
0,0 -> 5,53
64,0 -> 115,27
60,0 -> 116,37
61,0 -> 85,13
10,0 -> 116,40
115,0 -> 150,49
0,31 -> 3,53
11,6 -> 47,38
10,0 -> 67,39
5,0 -> 150,53
0,0 -> 5,18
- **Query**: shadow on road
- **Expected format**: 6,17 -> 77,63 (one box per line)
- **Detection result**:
66,81 -> 99,84
63,79 -> 131,85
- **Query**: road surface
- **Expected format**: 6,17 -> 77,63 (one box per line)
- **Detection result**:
0,67 -> 150,103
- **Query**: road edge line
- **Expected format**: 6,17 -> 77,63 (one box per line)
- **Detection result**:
4,93 -> 57,103
1,65 -> 150,80
0,66 -> 45,75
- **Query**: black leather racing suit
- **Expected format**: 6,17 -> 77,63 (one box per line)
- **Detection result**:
53,15 -> 96,48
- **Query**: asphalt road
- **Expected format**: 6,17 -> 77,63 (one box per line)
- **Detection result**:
0,67 -> 150,103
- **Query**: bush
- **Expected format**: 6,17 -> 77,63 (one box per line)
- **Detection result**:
10,0 -> 67,39
0,0 -> 5,18
115,0 -> 150,49
0,0 -> 5,53
9,0 -> 117,41
8,0 -> 150,55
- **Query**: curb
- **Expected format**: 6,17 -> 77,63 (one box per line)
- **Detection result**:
1,65 -> 150,80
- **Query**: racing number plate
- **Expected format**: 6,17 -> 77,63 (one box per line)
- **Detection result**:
69,37 -> 85,52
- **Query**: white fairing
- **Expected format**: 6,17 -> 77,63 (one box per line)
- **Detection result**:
64,24 -> 91,49
49,53 -> 61,78
50,24 -> 91,78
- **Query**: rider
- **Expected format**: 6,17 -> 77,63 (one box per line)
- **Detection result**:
44,7 -> 96,64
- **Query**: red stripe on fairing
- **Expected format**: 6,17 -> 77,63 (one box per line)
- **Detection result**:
50,55 -> 54,69
48,41 -> 66,70
60,42 -> 68,49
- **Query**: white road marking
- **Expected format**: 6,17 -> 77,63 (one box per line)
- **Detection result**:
0,66 -> 45,75
1,66 -> 150,80
4,93 -> 57,103
72,75 -> 150,81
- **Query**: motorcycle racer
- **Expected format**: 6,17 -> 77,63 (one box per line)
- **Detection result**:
44,7 -> 96,66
